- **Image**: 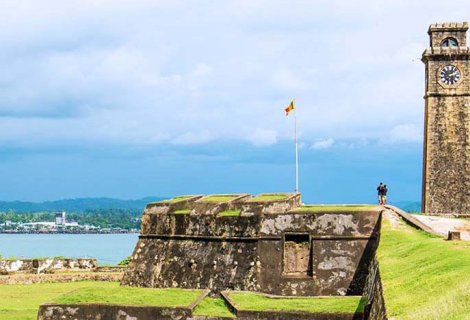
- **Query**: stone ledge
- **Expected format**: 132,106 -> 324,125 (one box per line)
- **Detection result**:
139,234 -> 377,241
384,205 -> 442,237
37,303 -> 192,320
0,272 -> 123,285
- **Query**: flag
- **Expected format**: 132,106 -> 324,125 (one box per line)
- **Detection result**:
284,100 -> 295,116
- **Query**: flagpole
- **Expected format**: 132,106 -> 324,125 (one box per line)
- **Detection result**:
294,105 -> 299,193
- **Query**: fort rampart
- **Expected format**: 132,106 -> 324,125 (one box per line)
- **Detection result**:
122,194 -> 381,296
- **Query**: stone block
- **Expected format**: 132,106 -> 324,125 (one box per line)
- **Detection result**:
447,231 -> 461,240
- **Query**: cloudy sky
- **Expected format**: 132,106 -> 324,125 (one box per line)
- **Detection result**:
0,0 -> 468,203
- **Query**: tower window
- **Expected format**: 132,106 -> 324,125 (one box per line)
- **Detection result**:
441,37 -> 458,47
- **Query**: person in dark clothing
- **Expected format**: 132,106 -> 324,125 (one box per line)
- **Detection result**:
377,182 -> 384,205
381,185 -> 388,205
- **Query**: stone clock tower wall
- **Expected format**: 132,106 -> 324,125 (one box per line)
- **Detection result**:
422,22 -> 470,215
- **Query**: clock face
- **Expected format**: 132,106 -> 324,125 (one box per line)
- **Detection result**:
440,65 -> 461,85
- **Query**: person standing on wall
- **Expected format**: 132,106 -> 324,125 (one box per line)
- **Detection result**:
377,182 -> 384,205
381,184 -> 388,205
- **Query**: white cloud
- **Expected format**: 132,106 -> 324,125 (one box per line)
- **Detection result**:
172,130 -> 215,145
249,129 -> 278,146
0,0 -> 466,148
311,138 -> 335,150
191,63 -> 213,77
384,123 -> 423,143
271,68 -> 311,91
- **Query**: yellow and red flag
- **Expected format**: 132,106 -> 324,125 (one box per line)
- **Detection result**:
284,100 -> 295,116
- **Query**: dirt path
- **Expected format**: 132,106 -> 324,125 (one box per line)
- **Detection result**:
383,209 -> 402,228
384,206 -> 470,240
413,215 -> 470,240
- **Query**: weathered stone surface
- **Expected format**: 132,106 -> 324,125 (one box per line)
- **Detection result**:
37,304 -> 363,320
283,238 -> 310,275
362,259 -> 387,320
422,22 -> 470,215
0,271 -> 122,285
0,258 -> 96,274
124,238 -> 258,293
122,194 -> 381,296
447,231 -> 461,240
37,304 -> 192,320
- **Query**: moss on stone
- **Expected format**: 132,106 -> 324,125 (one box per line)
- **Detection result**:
227,292 -> 366,314
173,209 -> 191,214
162,195 -> 195,203
201,195 -> 238,203
218,210 -> 241,217
248,194 -> 290,202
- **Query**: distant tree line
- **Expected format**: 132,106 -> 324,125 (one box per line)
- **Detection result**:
0,209 -> 142,230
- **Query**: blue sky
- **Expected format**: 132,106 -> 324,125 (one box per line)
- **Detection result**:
0,0 -> 468,203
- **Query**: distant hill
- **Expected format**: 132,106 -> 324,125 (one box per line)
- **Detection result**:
0,197 -> 166,213
0,197 -> 422,214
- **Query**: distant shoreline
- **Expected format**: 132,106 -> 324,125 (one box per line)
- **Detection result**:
0,231 -> 139,234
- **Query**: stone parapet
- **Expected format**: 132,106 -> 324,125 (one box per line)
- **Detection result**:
428,22 -> 468,33
0,258 -> 96,274
422,47 -> 470,60
0,271 -> 122,284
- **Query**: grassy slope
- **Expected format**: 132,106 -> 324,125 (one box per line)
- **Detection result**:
378,216 -> 470,319
193,297 -> 235,318
54,283 -> 202,306
0,281 -> 117,320
227,292 -> 365,314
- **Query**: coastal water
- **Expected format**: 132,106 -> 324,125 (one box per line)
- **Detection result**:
0,233 -> 139,265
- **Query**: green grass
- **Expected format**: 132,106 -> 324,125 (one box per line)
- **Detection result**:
0,281 -> 118,320
162,195 -> 195,203
201,195 -> 239,203
193,297 -> 235,318
293,205 -> 376,213
0,281 -> 205,320
218,210 -> 241,217
378,216 -> 470,319
248,194 -> 290,202
1,256 -> 68,261
173,209 -> 191,214
54,283 -> 202,307
227,292 -> 365,314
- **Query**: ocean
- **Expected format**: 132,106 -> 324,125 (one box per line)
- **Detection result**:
0,233 -> 139,265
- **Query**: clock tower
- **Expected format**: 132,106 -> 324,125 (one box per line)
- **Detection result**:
422,22 -> 470,215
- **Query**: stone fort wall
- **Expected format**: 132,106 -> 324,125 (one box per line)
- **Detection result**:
121,194 -> 381,296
